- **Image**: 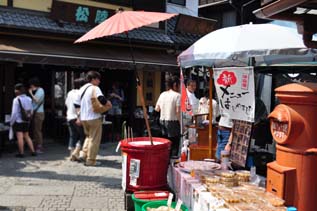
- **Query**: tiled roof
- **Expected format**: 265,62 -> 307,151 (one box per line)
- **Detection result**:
0,7 -> 201,47
167,17 -> 202,46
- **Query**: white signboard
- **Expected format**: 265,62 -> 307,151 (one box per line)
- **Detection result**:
214,67 -> 255,122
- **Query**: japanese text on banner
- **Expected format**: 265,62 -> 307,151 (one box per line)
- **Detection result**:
213,67 -> 255,122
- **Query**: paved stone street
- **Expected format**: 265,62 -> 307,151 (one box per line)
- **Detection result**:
0,140 -> 124,211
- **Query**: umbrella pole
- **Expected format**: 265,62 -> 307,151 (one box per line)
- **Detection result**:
126,32 -> 153,145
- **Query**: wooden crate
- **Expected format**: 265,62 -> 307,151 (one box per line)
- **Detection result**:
189,145 -> 210,160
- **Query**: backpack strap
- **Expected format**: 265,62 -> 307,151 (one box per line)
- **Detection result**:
81,85 -> 92,100
18,98 -> 24,111
34,100 -> 44,113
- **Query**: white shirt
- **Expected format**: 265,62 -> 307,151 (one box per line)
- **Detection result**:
54,84 -> 63,98
65,89 -> 79,121
218,113 -> 233,128
155,90 -> 180,121
74,83 -> 104,121
186,88 -> 199,114
212,99 -> 219,124
10,94 -> 33,125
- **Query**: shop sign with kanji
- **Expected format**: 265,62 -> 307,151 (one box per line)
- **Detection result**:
50,1 -> 115,26
213,67 -> 255,122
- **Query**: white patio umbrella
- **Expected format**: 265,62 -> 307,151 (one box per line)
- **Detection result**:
178,23 -> 317,68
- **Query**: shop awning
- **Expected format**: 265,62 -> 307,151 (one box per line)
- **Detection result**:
0,35 -> 178,72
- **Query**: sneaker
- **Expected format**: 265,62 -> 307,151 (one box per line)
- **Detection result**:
36,145 -> 44,154
15,153 -> 24,158
70,154 -> 79,162
78,156 -> 86,163
36,148 -> 44,154
31,152 -> 37,156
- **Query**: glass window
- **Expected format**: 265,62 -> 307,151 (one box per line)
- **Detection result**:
168,0 -> 186,6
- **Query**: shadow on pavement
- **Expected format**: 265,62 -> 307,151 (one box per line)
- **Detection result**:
0,140 -> 123,189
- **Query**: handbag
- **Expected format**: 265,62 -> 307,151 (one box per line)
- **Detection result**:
18,98 -> 32,122
91,86 -> 112,113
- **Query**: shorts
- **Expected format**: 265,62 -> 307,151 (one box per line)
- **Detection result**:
108,105 -> 122,115
13,122 -> 30,132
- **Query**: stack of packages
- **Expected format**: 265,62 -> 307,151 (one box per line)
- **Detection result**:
193,170 -> 287,211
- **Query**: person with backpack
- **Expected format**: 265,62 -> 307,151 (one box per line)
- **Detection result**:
10,83 -> 36,158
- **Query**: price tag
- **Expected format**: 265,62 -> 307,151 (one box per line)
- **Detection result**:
167,193 -> 173,208
175,199 -> 182,211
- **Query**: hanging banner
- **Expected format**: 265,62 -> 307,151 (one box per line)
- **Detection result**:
213,67 -> 255,122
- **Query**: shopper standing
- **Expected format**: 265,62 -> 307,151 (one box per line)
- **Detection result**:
186,79 -> 199,114
65,78 -> 86,161
183,79 -> 199,127
28,77 -> 45,154
155,75 -> 181,157
74,71 -> 111,166
10,83 -> 36,157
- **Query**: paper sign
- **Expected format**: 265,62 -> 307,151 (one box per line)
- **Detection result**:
129,159 -> 140,178
214,66 -> 255,122
175,199 -> 183,211
130,177 -> 137,186
167,193 -> 173,208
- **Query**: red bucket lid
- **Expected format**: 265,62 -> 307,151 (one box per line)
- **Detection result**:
120,137 -> 171,150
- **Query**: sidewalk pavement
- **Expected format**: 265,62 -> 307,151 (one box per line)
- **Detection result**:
0,140 -> 124,211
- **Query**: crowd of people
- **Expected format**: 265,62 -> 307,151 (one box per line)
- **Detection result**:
8,71 -> 113,167
8,71 -> 239,165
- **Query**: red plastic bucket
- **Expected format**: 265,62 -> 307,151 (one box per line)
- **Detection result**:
120,137 -> 171,192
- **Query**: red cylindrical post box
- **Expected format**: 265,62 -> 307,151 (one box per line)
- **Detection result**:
267,83 -> 317,211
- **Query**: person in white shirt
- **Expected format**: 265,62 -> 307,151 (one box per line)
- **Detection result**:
65,78 -> 86,161
183,79 -> 199,127
155,75 -> 181,157
186,79 -> 199,114
10,83 -> 36,158
212,98 -> 219,125
74,71 -> 111,166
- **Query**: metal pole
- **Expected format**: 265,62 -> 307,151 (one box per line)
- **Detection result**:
208,67 -> 213,159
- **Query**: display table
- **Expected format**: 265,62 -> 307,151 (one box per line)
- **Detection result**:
169,161 -> 288,211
